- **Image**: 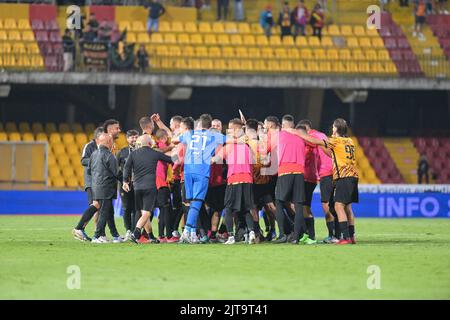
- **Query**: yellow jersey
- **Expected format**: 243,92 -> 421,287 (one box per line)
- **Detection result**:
324,136 -> 359,180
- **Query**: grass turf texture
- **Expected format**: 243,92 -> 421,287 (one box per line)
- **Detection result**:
0,216 -> 449,299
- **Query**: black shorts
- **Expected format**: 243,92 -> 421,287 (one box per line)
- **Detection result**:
275,173 -> 305,203
171,179 -> 182,209
205,184 -> 226,212
319,175 -> 334,203
224,183 -> 255,212
134,188 -> 157,212
304,181 -> 317,207
253,183 -> 274,208
86,187 -> 93,205
334,177 -> 359,205
157,187 -> 171,208
415,15 -> 425,24
181,182 -> 187,203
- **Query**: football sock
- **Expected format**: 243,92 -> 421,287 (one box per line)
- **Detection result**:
211,230 -> 217,238
334,220 -> 341,239
76,205 -> 97,230
133,228 -> 142,239
245,212 -> 254,231
224,208 -> 234,235
349,225 -> 355,238
275,200 -> 286,236
326,221 -> 335,237
305,217 -> 315,240
339,222 -> 350,240
294,203 -> 306,239
158,207 -> 166,238
186,200 -> 202,234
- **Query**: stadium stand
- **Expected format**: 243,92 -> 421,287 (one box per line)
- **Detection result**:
383,138 -> 420,184
413,137 -> 450,184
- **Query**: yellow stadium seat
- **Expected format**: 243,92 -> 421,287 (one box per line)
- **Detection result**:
347,37 -> 359,48
119,21 -> 131,31
156,45 -> 168,56
243,35 -> 255,45
22,133 -> 34,141
213,59 -> 226,71
5,122 -> 17,132
314,48 -> 326,60
217,34 -> 230,45
339,49 -> 351,60
282,36 -> 294,46
201,59 -> 214,71
62,133 -> 75,144
8,31 -> 21,41
359,37 -> 371,48
352,49 -> 365,60
22,31 -> 35,42
295,36 -> 308,47
132,21 -> 145,32
27,43 -> 40,54
31,55 -> 44,69
341,25 -> 353,36
18,122 -> 30,133
0,132 -> 7,141
195,46 -> 208,57
184,22 -> 197,33
177,33 -> 189,44
183,46 -> 195,57
174,58 -> 188,70
222,46 -> 234,57
53,145 -> 65,157
378,50 -> 390,60
248,47 -> 260,58
171,21 -> 184,32
238,23 -> 250,34
52,177 -> 66,188
279,60 -> 292,72
274,48 -> 287,59
327,49 -> 339,60
269,36 -> 281,46
371,62 -> 385,74
208,46 -> 221,57
18,55 -> 31,68
319,61 -> 332,73
58,155 -> 70,167
256,35 -> 268,46
163,33 -> 177,44
8,132 -> 21,141
159,21 -> 171,32
354,26 -> 366,36
168,45 -> 181,56
228,59 -> 241,71
240,60 -> 253,71
346,61 -> 359,73
365,49 -> 377,61
49,165 -> 61,178
372,38 -> 385,48
261,47 -> 273,58
62,166 -> 76,179
127,32 -> 137,43
230,34 -> 242,45
224,22 -> 238,33
0,42 -> 12,53
253,60 -> 266,71
204,34 -> 217,45
358,62 -> 370,73
36,133 -> 47,142
212,22 -> 225,33
75,133 -> 87,146
308,37 -> 321,47
75,166 -> 84,178
49,133 -> 61,144
188,58 -> 202,70
300,48 -> 313,59
31,122 -> 44,134
366,28 -> 379,37
235,47 -> 248,58
190,34 -> 203,44
199,22 -> 212,33
137,33 -> 150,44
332,62 -> 346,73
250,23 -> 263,34
0,31 -> 7,41
267,60 -> 280,72
321,36 -> 333,47
4,18 -> 17,29
66,177 -> 79,188
150,33 -> 163,43
287,48 -> 299,59
327,25 -> 340,36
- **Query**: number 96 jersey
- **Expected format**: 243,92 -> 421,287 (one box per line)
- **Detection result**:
323,136 -> 359,181
179,129 -> 225,178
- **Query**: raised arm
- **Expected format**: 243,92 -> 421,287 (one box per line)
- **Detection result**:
286,128 -> 326,147
151,113 -> 173,138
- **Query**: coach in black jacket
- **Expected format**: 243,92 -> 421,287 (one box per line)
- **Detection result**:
89,133 -> 121,242
123,134 -> 173,243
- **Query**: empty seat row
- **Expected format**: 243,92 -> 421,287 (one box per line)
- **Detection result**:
0,30 -> 35,41
0,122 -> 96,134
0,55 -> 44,69
0,42 -> 40,54
0,18 -> 31,30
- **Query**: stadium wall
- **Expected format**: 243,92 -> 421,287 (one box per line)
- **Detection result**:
1,187 -> 449,218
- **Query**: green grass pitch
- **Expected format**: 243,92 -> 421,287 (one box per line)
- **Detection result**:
0,216 -> 449,299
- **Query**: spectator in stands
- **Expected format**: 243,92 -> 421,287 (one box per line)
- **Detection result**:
145,0 -> 166,34
137,44 -> 149,72
310,3 -> 324,40
278,2 -> 292,39
413,0 -> 427,38
62,29 -> 75,72
260,5 -> 274,38
234,0 -> 245,21
82,25 -> 98,42
217,0 -> 230,20
98,22 -> 113,43
87,12 -> 99,36
437,0 -> 449,14
417,154 -> 430,184
292,0 -> 309,38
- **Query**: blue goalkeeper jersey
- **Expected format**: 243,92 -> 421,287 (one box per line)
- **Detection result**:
179,129 -> 225,178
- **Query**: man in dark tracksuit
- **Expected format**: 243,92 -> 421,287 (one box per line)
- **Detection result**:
122,134 -> 173,244
90,133 -> 122,243
72,126 -> 104,242
117,129 -> 139,238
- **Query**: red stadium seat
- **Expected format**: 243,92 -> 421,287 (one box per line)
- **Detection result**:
44,20 -> 59,31
397,38 -> 411,49
31,20 -> 45,30
49,31 -> 61,43
35,31 -> 49,42
384,38 -> 397,49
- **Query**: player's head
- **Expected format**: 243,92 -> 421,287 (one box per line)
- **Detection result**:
298,119 -> 313,131
93,126 -> 104,144
180,116 -> 194,133
281,114 -> 295,129
211,119 -> 223,132
295,123 -> 307,134
228,118 -> 245,138
139,116 -> 154,135
155,129 -> 169,144
103,119 -> 121,140
98,133 -> 113,150
170,115 -> 183,132
332,118 -> 348,137
245,118 -> 258,138
137,134 -> 154,148
126,129 -> 139,148
198,113 -> 212,129
264,116 -> 280,130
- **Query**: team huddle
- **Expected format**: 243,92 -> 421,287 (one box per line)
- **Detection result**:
72,113 -> 359,245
